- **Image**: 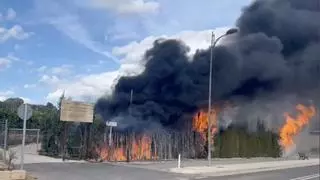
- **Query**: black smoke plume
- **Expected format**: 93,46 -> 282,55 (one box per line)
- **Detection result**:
96,0 -> 320,131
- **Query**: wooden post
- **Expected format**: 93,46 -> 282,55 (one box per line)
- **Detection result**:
126,131 -> 130,162
84,123 -> 91,159
62,122 -> 66,161
153,134 -> 157,160
62,122 -> 69,161
169,133 -> 172,159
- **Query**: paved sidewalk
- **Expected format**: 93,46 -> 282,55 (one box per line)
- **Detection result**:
169,158 -> 320,176
7,143 -> 85,164
106,156 -> 318,172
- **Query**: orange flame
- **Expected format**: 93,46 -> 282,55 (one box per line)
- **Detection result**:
98,145 -> 126,161
279,104 -> 316,151
97,134 -> 155,161
192,108 -> 218,142
131,135 -> 152,160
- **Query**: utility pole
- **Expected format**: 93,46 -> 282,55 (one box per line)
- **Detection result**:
108,125 -> 113,147
21,104 -> 27,170
207,32 -> 215,166
3,119 -> 8,164
129,89 -> 133,115
207,28 -> 238,166
126,89 -> 134,163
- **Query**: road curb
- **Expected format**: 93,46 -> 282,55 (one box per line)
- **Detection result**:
202,163 -> 320,177
169,160 -> 320,176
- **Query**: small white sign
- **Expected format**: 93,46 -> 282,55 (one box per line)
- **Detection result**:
106,121 -> 117,127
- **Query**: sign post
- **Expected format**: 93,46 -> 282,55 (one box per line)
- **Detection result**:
106,121 -> 117,146
59,99 -> 94,160
3,119 -> 8,164
17,103 -> 33,170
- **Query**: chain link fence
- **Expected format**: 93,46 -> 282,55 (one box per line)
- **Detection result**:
7,128 -> 40,153
0,119 -> 8,163
0,118 -> 40,164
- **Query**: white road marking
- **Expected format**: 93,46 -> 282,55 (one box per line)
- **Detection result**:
290,174 -> 320,180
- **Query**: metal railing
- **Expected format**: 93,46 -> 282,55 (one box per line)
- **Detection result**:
0,119 -> 40,163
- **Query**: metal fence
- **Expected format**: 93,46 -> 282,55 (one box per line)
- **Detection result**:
0,119 -> 40,163
0,119 -> 8,163
7,128 -> 40,150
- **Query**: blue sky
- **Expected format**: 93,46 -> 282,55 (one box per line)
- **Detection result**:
0,0 -> 251,104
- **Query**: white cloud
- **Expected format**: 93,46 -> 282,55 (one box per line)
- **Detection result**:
0,25 -> 33,43
39,75 -> 61,85
35,64 -> 72,77
0,90 -> 15,101
0,8 -> 16,21
46,71 -> 118,103
112,27 -> 230,63
34,0 -> 119,63
81,0 -> 159,14
30,64 -> 74,94
48,15 -> 118,63
5,53 -> 34,66
46,63 -> 143,103
37,65 -> 47,72
46,28 -> 230,103
0,54 -> 32,70
0,90 -> 33,103
51,64 -> 73,75
0,57 -> 11,70
19,97 -> 32,104
7,53 -> 21,61
0,90 -> 14,96
117,0 -> 159,14
6,8 -> 16,20
24,84 -> 37,89
107,31 -> 140,41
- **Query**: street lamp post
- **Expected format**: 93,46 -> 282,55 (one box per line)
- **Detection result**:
208,28 -> 238,166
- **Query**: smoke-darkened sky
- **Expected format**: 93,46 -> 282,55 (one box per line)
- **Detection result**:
96,0 -> 320,131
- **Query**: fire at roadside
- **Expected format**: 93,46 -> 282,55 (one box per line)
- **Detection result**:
93,0 -> 320,161
280,104 -> 316,155
92,103 -> 316,162
96,134 -> 155,162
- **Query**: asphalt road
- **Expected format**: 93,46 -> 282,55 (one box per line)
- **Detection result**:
26,162 -> 320,180
198,165 -> 320,180
25,162 -> 189,180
